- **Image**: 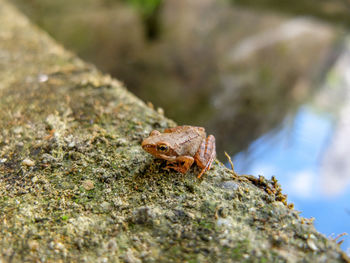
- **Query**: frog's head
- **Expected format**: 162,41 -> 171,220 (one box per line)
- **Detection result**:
141,130 -> 176,158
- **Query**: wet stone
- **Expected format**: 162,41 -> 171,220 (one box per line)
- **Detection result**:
221,181 -> 239,191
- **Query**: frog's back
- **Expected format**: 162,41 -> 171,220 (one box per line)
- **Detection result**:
167,126 -> 205,156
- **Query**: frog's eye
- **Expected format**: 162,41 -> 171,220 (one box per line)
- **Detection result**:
157,144 -> 169,153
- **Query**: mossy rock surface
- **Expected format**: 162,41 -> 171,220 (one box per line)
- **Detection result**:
0,1 -> 348,262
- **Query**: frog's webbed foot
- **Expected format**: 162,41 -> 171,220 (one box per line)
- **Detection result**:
165,156 -> 194,174
195,135 -> 216,178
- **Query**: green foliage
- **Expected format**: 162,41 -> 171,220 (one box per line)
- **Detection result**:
122,0 -> 162,38
123,0 -> 162,17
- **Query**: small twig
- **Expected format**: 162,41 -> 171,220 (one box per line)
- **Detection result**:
224,151 -> 240,178
332,232 -> 348,245
224,152 -> 234,171
334,232 -> 348,241
214,207 -> 219,220
338,240 -> 345,246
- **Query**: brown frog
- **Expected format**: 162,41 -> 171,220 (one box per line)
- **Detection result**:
141,126 -> 216,178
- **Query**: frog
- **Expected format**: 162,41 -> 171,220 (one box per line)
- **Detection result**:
141,126 -> 216,178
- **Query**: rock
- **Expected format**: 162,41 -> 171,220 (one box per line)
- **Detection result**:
123,249 -> 141,263
0,1 -> 347,262
221,181 -> 239,190
132,206 -> 158,225
22,158 -> 35,167
82,180 -> 94,190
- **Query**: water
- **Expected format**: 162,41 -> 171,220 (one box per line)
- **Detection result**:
233,107 -> 350,252
233,41 -> 350,252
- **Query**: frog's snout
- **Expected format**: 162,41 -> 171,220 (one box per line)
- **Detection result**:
141,139 -> 152,150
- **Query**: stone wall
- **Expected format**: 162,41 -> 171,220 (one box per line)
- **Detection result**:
0,1 -> 348,262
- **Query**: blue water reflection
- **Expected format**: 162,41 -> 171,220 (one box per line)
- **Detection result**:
232,106 -> 350,253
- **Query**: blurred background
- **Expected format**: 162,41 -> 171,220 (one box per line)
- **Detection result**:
12,0 -> 350,253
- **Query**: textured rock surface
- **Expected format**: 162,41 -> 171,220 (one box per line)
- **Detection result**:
0,1 -> 348,262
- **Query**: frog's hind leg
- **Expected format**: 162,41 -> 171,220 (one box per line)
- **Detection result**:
195,135 -> 216,178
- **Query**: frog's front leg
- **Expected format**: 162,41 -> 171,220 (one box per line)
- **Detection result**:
194,135 -> 216,178
165,156 -> 194,174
